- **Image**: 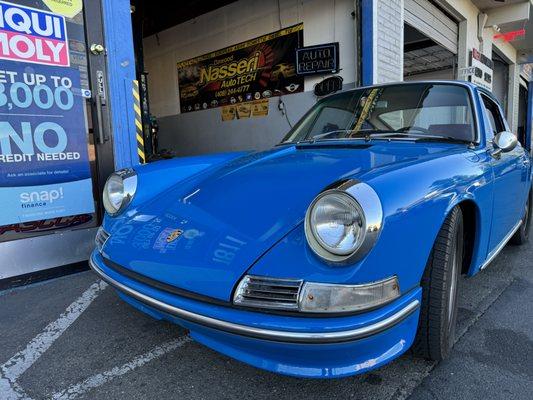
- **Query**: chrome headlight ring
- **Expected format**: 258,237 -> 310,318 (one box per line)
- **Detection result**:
304,180 -> 383,264
103,168 -> 138,216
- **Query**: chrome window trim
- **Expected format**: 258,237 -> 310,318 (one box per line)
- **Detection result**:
89,256 -> 419,344
305,180 -> 383,264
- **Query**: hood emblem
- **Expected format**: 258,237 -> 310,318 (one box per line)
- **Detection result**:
166,229 -> 183,243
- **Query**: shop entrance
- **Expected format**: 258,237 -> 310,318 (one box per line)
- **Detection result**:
0,0 -> 115,282
403,0 -> 458,80
129,0 -> 355,161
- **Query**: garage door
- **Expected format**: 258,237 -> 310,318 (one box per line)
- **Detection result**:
404,0 -> 458,54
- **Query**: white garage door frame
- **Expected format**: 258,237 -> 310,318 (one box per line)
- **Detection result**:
404,0 -> 458,54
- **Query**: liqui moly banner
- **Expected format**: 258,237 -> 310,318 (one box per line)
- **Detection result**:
0,1 -> 69,67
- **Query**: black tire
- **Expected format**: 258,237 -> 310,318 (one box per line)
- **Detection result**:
510,190 -> 531,245
413,206 -> 463,361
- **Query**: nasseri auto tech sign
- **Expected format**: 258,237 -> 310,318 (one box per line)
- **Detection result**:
0,1 -> 94,226
0,1 -> 69,66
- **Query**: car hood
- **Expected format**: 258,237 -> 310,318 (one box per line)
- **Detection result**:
103,141 -> 460,301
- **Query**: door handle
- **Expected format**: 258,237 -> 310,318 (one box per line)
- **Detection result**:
94,94 -> 107,144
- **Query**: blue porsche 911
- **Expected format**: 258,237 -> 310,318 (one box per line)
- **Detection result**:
90,81 -> 531,378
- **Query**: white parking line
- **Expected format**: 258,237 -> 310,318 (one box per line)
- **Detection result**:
0,280 -> 108,400
49,336 -> 192,400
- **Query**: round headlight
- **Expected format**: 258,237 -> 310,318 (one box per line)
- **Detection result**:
103,169 -> 137,216
307,191 -> 365,257
305,182 -> 383,264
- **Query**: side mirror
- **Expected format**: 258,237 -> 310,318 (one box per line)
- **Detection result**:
492,131 -> 517,157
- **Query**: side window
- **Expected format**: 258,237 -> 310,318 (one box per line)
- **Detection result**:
481,95 -> 505,141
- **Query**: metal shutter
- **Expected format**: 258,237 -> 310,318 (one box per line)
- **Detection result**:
404,0 -> 458,54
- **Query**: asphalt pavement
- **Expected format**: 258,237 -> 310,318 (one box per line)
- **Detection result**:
0,234 -> 531,400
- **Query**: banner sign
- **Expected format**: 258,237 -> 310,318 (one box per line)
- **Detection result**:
469,48 -> 493,91
177,23 -> 303,113
0,1 -> 69,67
0,60 -> 94,225
296,42 -> 339,76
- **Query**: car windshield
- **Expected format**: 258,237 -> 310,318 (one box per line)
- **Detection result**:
282,83 -> 476,143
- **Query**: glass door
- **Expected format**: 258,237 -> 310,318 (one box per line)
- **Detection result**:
0,0 -> 113,243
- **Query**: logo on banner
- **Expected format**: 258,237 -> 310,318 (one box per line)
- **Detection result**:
0,1 -> 69,67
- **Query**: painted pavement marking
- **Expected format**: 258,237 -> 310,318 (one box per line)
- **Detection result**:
0,280 -> 108,400
49,336 -> 192,400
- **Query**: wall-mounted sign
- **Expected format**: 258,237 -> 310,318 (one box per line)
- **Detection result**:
43,0 -> 83,19
296,42 -> 339,76
314,75 -> 344,97
0,1 -> 69,67
0,60 -> 94,225
469,48 -> 493,91
177,24 -> 303,114
493,29 -> 525,43
221,99 -> 269,121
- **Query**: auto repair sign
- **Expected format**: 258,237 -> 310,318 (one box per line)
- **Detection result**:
0,1 -> 69,67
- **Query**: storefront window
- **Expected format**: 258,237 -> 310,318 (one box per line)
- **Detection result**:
0,0 -> 99,242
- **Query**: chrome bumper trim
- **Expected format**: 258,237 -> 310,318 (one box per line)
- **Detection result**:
89,256 -> 420,344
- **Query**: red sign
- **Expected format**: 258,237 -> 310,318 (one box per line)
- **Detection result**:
493,29 -> 526,43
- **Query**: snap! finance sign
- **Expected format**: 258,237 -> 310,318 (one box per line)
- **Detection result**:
0,60 -> 94,225
0,1 -> 69,67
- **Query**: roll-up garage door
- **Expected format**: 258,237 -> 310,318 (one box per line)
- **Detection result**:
404,0 -> 458,54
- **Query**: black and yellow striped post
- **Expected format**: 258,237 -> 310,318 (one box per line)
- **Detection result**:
133,80 -> 146,163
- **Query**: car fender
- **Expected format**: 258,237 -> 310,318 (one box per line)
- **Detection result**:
247,149 -> 493,295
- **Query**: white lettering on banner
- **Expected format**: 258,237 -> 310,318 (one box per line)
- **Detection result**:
20,187 -> 63,204
0,121 -> 67,155
0,32 -> 66,64
0,1 -> 69,66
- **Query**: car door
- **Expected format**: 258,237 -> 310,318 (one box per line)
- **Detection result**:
481,93 -> 530,252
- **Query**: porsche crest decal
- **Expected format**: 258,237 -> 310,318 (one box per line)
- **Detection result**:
166,229 -> 184,243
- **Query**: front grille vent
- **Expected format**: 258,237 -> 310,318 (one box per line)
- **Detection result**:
95,227 -> 110,253
233,275 -> 303,310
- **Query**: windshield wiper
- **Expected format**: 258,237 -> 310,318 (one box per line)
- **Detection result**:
298,129 -> 354,143
360,131 -> 473,144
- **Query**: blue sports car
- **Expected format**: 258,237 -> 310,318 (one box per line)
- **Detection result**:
90,81 -> 531,378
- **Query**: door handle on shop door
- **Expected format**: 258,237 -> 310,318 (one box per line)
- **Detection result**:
94,94 -> 107,144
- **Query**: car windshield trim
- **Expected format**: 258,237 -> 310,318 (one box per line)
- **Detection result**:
280,129 -> 474,146
281,83 -> 479,145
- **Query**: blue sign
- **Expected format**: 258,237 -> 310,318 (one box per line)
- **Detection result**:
295,42 -> 340,76
0,60 -> 94,225
0,1 -> 70,66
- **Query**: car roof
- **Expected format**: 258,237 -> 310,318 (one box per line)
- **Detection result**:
331,80 -> 503,107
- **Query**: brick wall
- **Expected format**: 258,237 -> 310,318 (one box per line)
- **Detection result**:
375,0 -> 404,83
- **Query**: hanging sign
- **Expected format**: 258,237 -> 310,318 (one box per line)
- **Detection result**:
296,42 -> 339,76
0,1 -> 69,67
314,75 -> 344,97
0,60 -> 94,225
469,48 -> 493,91
177,24 -> 303,114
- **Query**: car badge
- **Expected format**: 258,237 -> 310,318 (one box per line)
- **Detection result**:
166,229 -> 183,243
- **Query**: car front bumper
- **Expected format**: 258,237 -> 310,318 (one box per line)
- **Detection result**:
90,251 -> 421,378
